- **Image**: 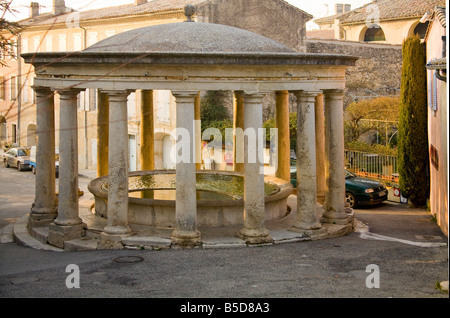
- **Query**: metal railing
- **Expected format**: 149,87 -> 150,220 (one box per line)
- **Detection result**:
345,150 -> 399,183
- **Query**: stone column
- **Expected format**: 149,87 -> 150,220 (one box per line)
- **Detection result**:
292,91 -> 322,232
97,91 -> 109,177
315,94 -> 326,203
323,89 -> 348,222
238,92 -> 272,244
171,91 -> 201,247
233,91 -> 245,173
28,87 -> 57,229
48,89 -> 86,248
103,90 -> 132,236
140,90 -> 155,171
275,90 -> 290,181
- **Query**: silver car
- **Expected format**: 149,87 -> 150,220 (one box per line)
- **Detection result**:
3,147 -> 31,171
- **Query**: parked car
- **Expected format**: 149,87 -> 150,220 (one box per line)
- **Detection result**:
3,147 -> 31,171
30,146 -> 59,177
290,168 -> 388,209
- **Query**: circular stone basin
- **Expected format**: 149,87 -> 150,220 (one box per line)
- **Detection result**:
88,170 -> 293,228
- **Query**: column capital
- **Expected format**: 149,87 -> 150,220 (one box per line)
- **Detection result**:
31,86 -> 53,97
242,92 -> 267,105
171,90 -> 199,103
324,89 -> 347,99
294,91 -> 323,105
53,87 -> 83,99
101,90 -> 132,102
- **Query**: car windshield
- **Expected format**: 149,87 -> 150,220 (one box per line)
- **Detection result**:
345,170 -> 356,178
17,149 -> 28,156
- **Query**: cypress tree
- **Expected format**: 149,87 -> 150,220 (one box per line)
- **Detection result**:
398,35 -> 429,207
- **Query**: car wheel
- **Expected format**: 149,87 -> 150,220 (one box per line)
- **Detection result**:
17,162 -> 23,171
4,159 -> 10,168
345,192 -> 358,209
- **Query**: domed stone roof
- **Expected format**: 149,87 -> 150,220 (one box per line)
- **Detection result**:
84,22 -> 295,54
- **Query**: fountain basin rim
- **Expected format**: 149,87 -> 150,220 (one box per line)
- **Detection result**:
88,170 -> 293,208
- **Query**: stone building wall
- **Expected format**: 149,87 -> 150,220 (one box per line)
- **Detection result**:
196,0 -> 311,52
306,39 -> 403,106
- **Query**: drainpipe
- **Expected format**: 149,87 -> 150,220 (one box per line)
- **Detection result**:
17,34 -> 22,146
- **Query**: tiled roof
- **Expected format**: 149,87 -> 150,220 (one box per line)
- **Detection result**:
331,0 -> 446,25
19,0 -> 208,26
305,29 -> 336,39
20,0 -> 312,27
314,13 -> 343,25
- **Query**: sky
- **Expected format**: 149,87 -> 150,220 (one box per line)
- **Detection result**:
4,0 -> 372,28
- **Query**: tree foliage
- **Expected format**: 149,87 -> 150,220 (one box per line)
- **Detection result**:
200,91 -> 232,141
263,112 -> 297,150
398,35 -> 429,207
1,1 -> 22,67
344,96 -> 400,143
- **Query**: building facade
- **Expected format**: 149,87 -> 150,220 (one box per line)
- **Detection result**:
424,6 -> 447,236
313,0 -> 445,44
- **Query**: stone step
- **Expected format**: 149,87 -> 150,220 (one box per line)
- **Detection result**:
64,236 -> 98,251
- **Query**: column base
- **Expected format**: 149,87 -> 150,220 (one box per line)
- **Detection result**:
322,208 -> 354,225
290,227 -> 328,240
27,211 -> 57,230
171,230 -> 202,248
236,228 -> 273,245
291,221 -> 322,232
98,232 -> 134,250
47,222 -> 86,249
104,225 -> 132,236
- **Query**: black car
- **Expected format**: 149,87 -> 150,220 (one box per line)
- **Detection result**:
290,168 -> 388,208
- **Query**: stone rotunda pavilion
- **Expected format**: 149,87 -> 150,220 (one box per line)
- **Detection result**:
22,7 -> 358,250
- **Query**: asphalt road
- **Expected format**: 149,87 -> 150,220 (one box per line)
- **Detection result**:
0,162 -> 448,304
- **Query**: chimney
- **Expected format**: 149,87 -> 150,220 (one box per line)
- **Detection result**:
30,2 -> 39,18
136,0 -> 147,5
52,0 -> 66,15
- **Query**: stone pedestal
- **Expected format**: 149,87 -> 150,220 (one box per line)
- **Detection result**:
47,223 -> 86,249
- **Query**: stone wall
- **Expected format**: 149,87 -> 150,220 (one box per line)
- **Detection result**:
196,0 -> 311,52
306,39 -> 403,106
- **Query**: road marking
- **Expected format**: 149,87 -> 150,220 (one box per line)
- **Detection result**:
354,220 -> 447,248
356,211 -> 431,216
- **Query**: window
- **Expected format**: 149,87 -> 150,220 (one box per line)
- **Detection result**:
0,76 -> 5,100
127,92 -> 136,118
427,70 -> 438,112
89,89 -> 97,112
10,76 -> 17,101
105,30 -> 116,38
22,37 -> 28,53
88,32 -> 98,47
33,36 -> 40,52
45,35 -> 53,52
77,90 -> 89,110
59,34 -> 67,51
430,145 -> 439,170
156,90 -> 171,125
364,25 -> 386,42
73,33 -> 82,51
413,21 -> 430,40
